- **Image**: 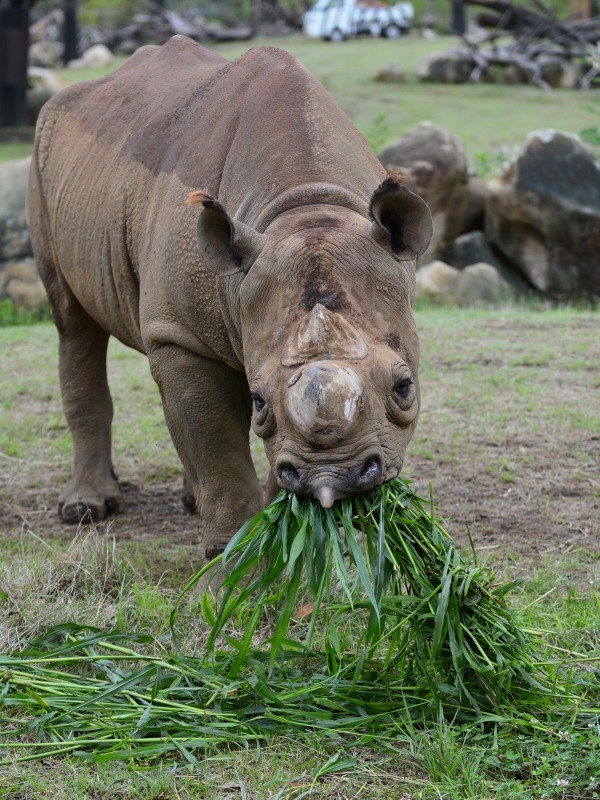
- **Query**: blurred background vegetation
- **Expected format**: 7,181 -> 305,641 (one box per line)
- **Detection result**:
28,0 -> 576,30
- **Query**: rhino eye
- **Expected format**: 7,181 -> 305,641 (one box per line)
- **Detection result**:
251,392 -> 266,413
394,378 -> 412,400
250,389 -> 276,439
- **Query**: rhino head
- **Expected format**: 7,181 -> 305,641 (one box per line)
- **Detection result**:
189,174 -> 432,506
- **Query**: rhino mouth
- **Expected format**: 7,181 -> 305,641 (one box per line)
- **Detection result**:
275,451 -> 386,507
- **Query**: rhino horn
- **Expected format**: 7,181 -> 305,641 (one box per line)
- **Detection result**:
281,304 -> 368,367
188,190 -> 266,276
369,170 -> 433,261
286,361 -> 364,446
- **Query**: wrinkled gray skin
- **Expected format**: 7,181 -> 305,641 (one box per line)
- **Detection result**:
27,36 -> 432,559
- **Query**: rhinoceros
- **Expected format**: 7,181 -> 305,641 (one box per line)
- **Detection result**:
27,36 -> 432,558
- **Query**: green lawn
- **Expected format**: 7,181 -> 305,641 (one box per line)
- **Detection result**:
2,34 -> 599,169
1,307 -> 598,799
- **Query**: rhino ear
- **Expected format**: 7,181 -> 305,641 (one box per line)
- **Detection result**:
369,172 -> 432,261
188,190 -> 266,276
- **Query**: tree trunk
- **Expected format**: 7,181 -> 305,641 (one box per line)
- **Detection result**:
0,0 -> 31,127
62,0 -> 77,65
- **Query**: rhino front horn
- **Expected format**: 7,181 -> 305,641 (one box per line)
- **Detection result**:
281,304 -> 367,367
286,360 -> 364,447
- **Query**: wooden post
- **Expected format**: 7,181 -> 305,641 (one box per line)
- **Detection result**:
62,0 -> 77,65
0,0 -> 31,127
451,0 -> 466,34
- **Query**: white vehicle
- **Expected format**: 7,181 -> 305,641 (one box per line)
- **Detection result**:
304,0 -> 414,42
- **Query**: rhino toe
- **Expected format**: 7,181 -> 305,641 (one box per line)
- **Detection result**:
60,499 -> 105,524
59,491 -> 123,524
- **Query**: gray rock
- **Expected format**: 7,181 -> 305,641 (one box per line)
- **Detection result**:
458,262 -> 514,305
0,257 -> 47,311
28,40 -> 63,69
418,49 -> 475,84
558,60 -> 583,89
438,230 -> 530,291
374,64 -> 406,83
30,9 -> 64,44
0,158 -> 32,261
537,55 -> 565,88
378,122 -> 469,262
28,66 -> 69,94
68,44 -> 114,69
416,259 -> 512,306
485,130 -> 600,295
457,177 -> 487,236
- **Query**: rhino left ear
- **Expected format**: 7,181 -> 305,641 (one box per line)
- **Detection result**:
369,173 -> 432,261
188,190 -> 266,276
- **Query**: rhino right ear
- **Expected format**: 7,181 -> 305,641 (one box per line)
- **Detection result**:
188,190 -> 266,276
369,172 -> 432,261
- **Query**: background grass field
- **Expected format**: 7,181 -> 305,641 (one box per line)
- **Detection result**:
0,33 -> 599,800
2,34 -> 600,167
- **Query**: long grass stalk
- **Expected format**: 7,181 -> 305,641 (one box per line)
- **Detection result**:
1,479 -> 597,765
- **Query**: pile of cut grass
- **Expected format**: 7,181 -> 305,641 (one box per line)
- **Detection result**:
0,480 -> 597,765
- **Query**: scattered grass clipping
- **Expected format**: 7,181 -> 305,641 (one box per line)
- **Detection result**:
1,479 -> 598,764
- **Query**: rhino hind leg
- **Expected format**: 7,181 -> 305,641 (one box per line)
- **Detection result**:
55,304 -> 123,524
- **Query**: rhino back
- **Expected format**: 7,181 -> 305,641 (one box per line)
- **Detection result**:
29,36 -> 385,362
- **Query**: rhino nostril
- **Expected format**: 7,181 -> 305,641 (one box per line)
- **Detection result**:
278,462 -> 302,492
358,456 -> 382,486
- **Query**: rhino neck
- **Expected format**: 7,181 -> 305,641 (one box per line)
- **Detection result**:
251,183 -> 370,232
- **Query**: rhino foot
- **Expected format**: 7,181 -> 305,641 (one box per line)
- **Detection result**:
205,545 -> 225,561
58,477 -> 123,524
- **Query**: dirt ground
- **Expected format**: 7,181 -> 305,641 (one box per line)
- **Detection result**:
1,310 -> 599,582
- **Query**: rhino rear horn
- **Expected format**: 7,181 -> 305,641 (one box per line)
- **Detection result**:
188,190 -> 266,276
369,172 -> 432,261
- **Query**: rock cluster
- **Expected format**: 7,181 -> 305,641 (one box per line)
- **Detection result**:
377,125 -> 600,305
0,159 -> 46,312
1,127 -> 599,315
27,7 -> 254,65
418,47 -> 585,89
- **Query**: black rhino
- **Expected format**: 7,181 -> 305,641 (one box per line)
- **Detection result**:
27,36 -> 432,558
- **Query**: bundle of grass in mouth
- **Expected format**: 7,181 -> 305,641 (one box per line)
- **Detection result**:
1,480 -> 595,765
178,478 -> 558,718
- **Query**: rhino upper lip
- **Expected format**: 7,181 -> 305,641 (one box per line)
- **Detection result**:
275,450 -> 385,496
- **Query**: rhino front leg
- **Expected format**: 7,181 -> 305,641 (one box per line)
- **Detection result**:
149,345 -> 263,559
57,313 -> 123,523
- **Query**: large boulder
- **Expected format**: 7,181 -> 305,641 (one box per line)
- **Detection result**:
374,64 -> 406,83
0,159 -> 32,261
67,44 -> 114,69
28,66 -> 69,94
438,230 -> 530,292
418,49 -> 475,84
0,258 -> 47,310
378,122 -> 469,262
416,260 -> 513,306
28,40 -> 63,69
485,130 -> 600,295
0,159 -> 47,313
